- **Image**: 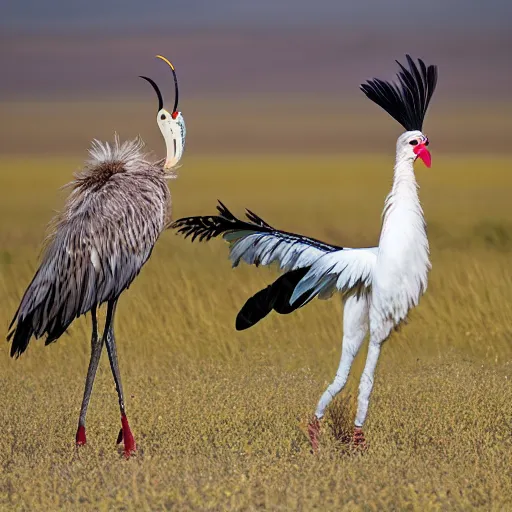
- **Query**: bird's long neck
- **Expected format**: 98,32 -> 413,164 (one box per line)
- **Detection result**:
164,139 -> 181,170
163,120 -> 185,170
381,153 -> 423,235
373,150 -> 431,320
378,152 -> 430,287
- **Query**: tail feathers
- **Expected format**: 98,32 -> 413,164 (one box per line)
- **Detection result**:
44,323 -> 72,346
235,267 -> 312,331
43,303 -> 74,345
8,303 -> 76,358
7,272 -> 78,357
8,311 -> 36,358
235,286 -> 275,331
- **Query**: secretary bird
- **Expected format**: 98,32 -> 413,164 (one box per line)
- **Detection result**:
172,55 -> 437,449
7,55 -> 186,457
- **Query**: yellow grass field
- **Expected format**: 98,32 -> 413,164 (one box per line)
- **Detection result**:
0,153 -> 511,510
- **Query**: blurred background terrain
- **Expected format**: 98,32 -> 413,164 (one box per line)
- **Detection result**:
1,0 -> 512,156
0,1 -> 511,510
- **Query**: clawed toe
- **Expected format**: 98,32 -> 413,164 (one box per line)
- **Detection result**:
352,427 -> 367,450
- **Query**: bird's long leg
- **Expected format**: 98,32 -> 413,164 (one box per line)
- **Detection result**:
103,299 -> 136,457
353,335 -> 384,448
308,295 -> 369,451
76,306 -> 103,447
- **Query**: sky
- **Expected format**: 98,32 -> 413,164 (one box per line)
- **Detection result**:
2,0 -> 511,31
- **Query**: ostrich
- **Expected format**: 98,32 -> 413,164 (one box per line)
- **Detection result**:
172,55 -> 437,449
7,55 -> 186,457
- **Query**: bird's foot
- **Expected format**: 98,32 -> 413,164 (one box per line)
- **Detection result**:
119,414 -> 136,458
76,425 -> 87,446
352,427 -> 367,450
308,416 -> 321,452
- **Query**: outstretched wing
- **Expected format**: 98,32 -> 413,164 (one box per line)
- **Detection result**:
290,247 -> 377,306
235,247 -> 377,330
174,202 -> 378,330
172,201 -> 342,272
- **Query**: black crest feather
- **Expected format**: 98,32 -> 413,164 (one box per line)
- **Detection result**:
360,55 -> 438,131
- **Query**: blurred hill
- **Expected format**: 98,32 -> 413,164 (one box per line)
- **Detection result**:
1,27 -> 510,156
2,28 -> 510,100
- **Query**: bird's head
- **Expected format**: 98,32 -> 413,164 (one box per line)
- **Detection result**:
140,55 -> 186,170
398,130 -> 431,168
360,55 -> 438,171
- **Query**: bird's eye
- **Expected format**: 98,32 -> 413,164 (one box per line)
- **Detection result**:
425,139 -> 430,146
409,140 -> 419,146
160,114 -> 166,120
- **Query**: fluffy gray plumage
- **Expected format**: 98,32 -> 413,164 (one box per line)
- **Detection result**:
8,136 -> 172,357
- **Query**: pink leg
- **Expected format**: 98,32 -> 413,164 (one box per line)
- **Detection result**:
76,425 -> 87,446
120,414 -> 136,457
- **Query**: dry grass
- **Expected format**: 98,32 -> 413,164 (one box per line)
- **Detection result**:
0,153 -> 511,511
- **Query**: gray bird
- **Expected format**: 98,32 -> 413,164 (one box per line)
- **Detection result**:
7,55 -> 186,457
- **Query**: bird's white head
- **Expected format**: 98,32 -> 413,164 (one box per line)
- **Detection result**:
398,130 -> 431,168
140,55 -> 186,170
360,55 -> 438,171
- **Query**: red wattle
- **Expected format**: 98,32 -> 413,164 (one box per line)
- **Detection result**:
413,144 -> 432,168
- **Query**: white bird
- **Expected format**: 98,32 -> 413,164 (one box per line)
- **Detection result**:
172,55 -> 438,449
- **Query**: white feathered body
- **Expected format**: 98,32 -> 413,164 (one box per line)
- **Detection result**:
173,58 -> 437,432
172,132 -> 433,429
370,153 -> 430,338
173,133 -> 431,342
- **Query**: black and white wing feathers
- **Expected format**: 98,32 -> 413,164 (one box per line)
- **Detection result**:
290,247 -> 377,306
172,201 -> 342,271
235,247 -> 377,330
173,202 -> 378,330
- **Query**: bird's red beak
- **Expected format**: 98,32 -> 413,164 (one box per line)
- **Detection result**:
413,143 -> 431,168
